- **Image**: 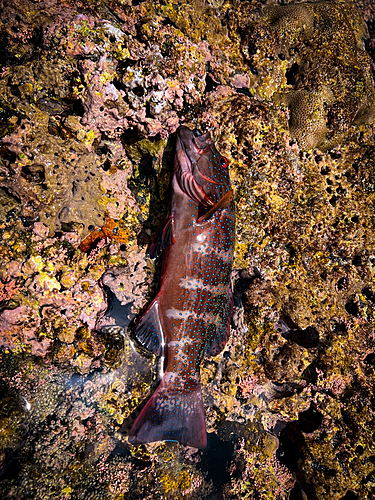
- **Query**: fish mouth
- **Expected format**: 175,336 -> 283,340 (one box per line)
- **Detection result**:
192,129 -> 212,152
179,131 -> 220,187
178,125 -> 211,147
192,127 -> 211,138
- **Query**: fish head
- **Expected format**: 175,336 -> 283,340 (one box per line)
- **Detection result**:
175,126 -> 231,207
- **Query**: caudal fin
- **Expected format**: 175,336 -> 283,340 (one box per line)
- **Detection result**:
128,372 -> 207,449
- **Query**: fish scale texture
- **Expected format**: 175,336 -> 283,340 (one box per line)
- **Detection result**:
129,126 -> 235,448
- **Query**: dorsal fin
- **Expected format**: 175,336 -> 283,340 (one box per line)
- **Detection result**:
205,285 -> 233,357
134,298 -> 165,356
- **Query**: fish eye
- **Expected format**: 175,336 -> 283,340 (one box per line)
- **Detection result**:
219,156 -> 228,168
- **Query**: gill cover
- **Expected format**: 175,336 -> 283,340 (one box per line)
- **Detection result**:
175,126 -> 232,219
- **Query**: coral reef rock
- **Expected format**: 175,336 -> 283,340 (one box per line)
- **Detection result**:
1,0 -> 375,499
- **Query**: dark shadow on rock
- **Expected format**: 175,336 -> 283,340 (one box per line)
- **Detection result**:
276,403 -> 324,500
103,284 -> 134,328
339,492 -> 358,500
233,267 -> 262,307
274,312 -> 319,348
133,134 -> 175,249
198,432 -> 234,499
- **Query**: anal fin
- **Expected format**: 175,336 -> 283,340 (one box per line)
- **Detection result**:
134,299 -> 165,356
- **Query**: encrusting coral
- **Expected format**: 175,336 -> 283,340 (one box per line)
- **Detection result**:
273,86 -> 336,151
1,0 -> 375,498
248,1 -> 375,151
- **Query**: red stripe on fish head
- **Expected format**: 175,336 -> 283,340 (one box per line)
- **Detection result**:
176,126 -> 231,205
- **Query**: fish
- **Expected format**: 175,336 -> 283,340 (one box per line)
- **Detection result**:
128,125 -> 236,449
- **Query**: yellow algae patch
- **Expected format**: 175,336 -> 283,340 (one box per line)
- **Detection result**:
161,469 -> 191,494
37,273 -> 61,292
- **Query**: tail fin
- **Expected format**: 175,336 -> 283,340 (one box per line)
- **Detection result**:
128,372 -> 207,449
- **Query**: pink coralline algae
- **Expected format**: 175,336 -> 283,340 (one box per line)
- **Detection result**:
0,306 -> 51,356
238,374 -> 259,399
79,55 -> 129,139
97,456 -> 132,495
0,276 -> 20,302
42,9 -> 213,138
100,246 -> 150,318
224,438 -> 295,499
1,0 -> 375,499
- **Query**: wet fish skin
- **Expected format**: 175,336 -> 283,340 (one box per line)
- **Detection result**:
129,125 -> 235,449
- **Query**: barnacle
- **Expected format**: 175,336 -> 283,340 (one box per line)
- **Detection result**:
98,325 -> 125,368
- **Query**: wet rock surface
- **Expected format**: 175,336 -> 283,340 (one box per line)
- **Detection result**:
1,0 -> 375,498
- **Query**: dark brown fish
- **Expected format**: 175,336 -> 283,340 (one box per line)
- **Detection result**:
128,126 -> 235,449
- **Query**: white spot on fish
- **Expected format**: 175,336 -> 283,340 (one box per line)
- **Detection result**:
179,277 -> 226,294
166,308 -> 195,320
168,339 -> 195,348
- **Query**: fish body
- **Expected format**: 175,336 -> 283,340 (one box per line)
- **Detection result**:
128,126 -> 235,449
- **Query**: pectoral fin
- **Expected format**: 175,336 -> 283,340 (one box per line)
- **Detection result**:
197,189 -> 233,223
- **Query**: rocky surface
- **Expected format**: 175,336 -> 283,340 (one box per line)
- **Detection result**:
1,0 -> 375,499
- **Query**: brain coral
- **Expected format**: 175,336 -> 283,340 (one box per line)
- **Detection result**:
257,1 -> 375,151
263,3 -> 315,42
273,85 -> 336,151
